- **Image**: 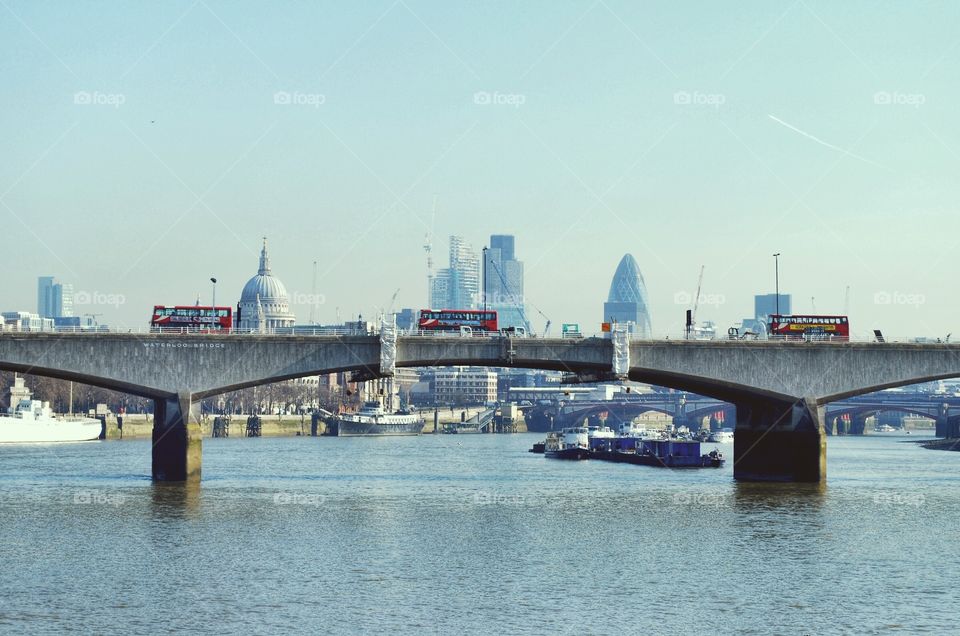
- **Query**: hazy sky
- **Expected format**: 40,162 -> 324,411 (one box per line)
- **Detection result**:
2,1 -> 958,339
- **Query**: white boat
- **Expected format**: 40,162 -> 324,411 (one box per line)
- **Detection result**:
588,425 -> 617,440
708,428 -> 734,443
618,422 -> 662,439
0,377 -> 102,443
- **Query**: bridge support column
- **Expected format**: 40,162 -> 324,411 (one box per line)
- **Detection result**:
947,417 -> 960,439
935,415 -> 949,438
152,391 -> 202,481
734,397 -> 826,483
849,414 -> 869,435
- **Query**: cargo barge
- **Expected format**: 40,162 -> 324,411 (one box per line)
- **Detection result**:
536,426 -> 724,468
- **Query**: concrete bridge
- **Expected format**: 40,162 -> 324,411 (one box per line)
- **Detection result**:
524,395 -> 731,433
3,331 -> 960,483
824,396 -> 960,437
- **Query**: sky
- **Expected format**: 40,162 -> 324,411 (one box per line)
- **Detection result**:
2,0 -> 958,339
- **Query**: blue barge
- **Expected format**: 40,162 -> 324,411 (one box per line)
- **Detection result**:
538,426 -> 724,468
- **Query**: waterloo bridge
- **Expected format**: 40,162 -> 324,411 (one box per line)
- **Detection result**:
2,328 -> 960,483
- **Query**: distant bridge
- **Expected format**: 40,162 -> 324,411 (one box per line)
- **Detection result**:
3,331 -> 960,483
526,392 -> 960,437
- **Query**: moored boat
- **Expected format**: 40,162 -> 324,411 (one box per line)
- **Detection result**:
707,428 -> 734,443
544,427 -> 591,460
535,425 -> 725,468
326,401 -> 425,437
0,377 -> 102,443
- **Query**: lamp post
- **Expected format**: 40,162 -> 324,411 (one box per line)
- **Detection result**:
772,253 -> 781,317
210,277 -> 217,308
482,247 -> 488,314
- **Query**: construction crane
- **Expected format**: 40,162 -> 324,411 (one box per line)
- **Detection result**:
387,288 -> 400,315
687,266 -> 705,339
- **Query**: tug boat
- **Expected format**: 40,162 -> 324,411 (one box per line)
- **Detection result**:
543,427 -> 591,460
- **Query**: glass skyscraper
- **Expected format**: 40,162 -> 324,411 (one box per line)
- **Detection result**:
602,254 -> 652,338
37,276 -> 73,318
429,236 -> 480,309
483,234 -> 528,331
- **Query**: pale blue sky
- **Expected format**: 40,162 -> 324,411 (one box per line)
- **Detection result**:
2,1 -> 958,338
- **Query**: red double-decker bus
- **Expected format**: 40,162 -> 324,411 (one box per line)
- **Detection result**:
151,306 -> 233,332
768,314 -> 849,341
418,309 -> 498,332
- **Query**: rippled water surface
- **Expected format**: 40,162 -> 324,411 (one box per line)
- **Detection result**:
1,432 -> 959,635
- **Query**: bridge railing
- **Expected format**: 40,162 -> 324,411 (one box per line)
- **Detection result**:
0,325 -> 950,344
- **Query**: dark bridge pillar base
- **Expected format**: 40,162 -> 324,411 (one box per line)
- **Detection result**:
935,416 -> 949,438
152,391 -> 202,481
734,397 -> 826,483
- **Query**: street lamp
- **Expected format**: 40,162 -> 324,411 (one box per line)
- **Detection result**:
210,277 -> 217,308
482,247 -> 488,314
772,253 -> 781,317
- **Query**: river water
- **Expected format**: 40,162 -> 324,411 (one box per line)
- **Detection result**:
1,432 -> 958,635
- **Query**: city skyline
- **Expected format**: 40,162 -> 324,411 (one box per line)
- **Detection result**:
2,1 -> 958,338
3,231 -> 949,338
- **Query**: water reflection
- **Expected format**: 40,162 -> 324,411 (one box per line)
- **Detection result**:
150,479 -> 202,518
733,481 -> 827,511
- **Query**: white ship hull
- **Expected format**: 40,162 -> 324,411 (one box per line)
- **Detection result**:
0,416 -> 102,443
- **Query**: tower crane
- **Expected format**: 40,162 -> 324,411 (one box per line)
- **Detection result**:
387,288 -> 400,315
687,265 -> 704,339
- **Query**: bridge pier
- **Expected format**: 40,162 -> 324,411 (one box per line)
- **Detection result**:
848,414 -> 869,435
152,391 -> 202,481
734,397 -> 826,483
935,415 -> 949,438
